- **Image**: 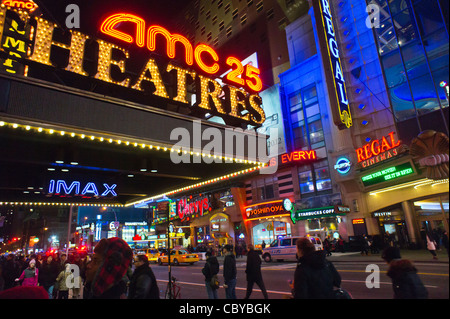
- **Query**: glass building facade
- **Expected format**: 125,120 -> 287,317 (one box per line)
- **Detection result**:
368,0 -> 449,143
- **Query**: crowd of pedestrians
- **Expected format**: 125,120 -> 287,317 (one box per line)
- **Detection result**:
0,233 -> 440,300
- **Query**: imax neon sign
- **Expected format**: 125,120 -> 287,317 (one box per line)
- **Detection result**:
48,180 -> 117,197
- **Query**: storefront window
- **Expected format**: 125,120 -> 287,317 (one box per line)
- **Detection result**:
414,195 -> 449,236
252,221 -> 291,247
255,176 -> 277,200
122,226 -> 135,242
299,170 -> 314,194
314,159 -> 332,191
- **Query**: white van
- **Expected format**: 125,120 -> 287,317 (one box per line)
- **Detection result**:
262,236 -> 323,262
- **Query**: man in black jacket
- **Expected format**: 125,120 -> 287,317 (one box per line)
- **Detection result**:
222,245 -> 237,299
202,251 -> 220,299
244,244 -> 268,299
293,238 -> 341,299
128,255 -> 160,299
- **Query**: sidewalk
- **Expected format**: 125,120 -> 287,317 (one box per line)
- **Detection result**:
214,249 -> 449,264
326,249 -> 449,264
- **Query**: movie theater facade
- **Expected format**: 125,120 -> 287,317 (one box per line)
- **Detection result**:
0,3 -> 272,249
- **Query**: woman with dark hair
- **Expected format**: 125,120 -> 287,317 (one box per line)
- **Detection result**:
292,238 -> 341,299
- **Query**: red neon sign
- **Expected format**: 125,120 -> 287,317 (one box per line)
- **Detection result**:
177,196 -> 210,221
356,132 -> 401,163
281,150 -> 317,164
2,0 -> 37,11
99,13 -> 263,91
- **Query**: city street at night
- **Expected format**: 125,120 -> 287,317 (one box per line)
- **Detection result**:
0,0 -> 449,307
150,251 -> 449,300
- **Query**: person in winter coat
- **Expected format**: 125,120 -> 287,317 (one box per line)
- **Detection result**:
201,251 -> 220,299
84,237 -> 133,299
38,255 -> 59,299
292,238 -> 341,299
55,263 -> 72,299
15,259 -> 39,287
222,245 -> 237,299
426,234 -> 438,260
382,246 -> 428,299
244,244 -> 268,299
128,255 -> 159,299
2,254 -> 19,290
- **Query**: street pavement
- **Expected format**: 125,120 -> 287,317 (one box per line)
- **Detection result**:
151,249 -> 448,299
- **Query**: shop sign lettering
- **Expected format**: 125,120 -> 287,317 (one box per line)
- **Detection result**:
356,132 -> 401,168
177,195 -> 210,221
244,200 -> 289,220
315,0 -> 352,129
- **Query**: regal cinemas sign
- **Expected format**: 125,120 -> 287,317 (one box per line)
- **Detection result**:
356,132 -> 402,169
0,6 -> 266,127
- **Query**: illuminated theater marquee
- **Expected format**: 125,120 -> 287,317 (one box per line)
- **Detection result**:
0,8 -> 266,127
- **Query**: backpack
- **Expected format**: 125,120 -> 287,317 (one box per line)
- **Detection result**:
210,274 -> 220,290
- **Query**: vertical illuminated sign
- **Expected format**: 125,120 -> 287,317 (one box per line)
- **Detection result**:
313,0 -> 352,130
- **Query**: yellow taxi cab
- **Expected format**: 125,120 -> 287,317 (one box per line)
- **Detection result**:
136,248 -> 160,263
158,249 -> 199,265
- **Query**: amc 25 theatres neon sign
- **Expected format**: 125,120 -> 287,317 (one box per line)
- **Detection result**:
0,8 -> 266,127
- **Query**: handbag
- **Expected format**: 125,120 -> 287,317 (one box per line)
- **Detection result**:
334,287 -> 352,299
210,274 -> 220,290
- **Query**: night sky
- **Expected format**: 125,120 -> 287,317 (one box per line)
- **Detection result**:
34,0 -> 195,34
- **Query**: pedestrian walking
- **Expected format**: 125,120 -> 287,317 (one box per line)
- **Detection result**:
323,237 -> 332,257
360,234 -> 370,256
442,231 -> 449,257
15,259 -> 39,287
426,234 -> 438,260
201,251 -> 220,299
38,255 -> 59,299
55,263 -> 72,299
84,237 -> 133,299
244,244 -> 268,299
128,255 -> 160,299
382,246 -> 428,299
222,244 -> 237,299
291,238 -> 341,299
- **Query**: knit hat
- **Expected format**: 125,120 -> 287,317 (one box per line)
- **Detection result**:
91,237 -> 133,297
29,259 -> 36,266
382,246 -> 402,262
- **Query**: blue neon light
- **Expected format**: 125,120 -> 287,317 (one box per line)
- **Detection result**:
48,179 -> 117,197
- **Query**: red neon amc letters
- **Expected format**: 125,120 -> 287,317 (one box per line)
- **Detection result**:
100,13 -> 262,91
356,132 -> 401,163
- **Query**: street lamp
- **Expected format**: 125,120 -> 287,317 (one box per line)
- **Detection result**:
167,222 -> 175,299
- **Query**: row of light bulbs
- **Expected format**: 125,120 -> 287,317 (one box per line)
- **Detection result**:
0,120 -> 265,165
1,119 -> 267,207
0,202 -> 123,207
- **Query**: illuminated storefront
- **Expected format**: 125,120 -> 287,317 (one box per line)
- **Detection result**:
243,199 -> 293,248
355,130 -> 449,248
290,205 -> 350,240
